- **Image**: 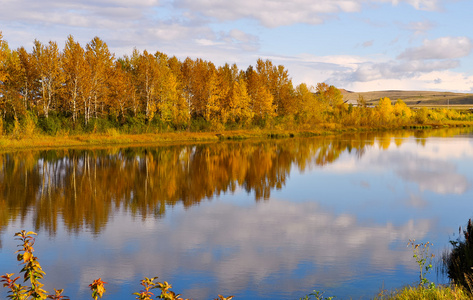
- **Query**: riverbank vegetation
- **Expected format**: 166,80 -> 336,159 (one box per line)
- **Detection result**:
1,32 -> 473,149
370,217 -> 473,300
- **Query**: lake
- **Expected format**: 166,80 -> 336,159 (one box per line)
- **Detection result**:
1,128 -> 473,299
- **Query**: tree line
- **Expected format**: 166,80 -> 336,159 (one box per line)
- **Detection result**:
0,32 -> 470,135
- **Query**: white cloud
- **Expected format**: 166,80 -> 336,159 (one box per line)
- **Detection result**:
257,50 -> 473,92
349,59 -> 460,81
0,0 -> 447,31
228,29 -> 258,45
402,20 -> 436,35
402,0 -> 441,10
398,37 -> 473,60
173,0 -> 445,28
0,1 -> 148,26
345,72 -> 473,92
195,38 -> 220,47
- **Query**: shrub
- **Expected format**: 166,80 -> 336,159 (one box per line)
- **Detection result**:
415,108 -> 429,124
22,112 -> 38,137
189,117 -> 211,132
38,114 -> 63,135
443,218 -> 473,293
122,114 -> 147,134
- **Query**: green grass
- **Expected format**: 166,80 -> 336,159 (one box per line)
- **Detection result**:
299,284 -> 472,300
373,284 -> 471,300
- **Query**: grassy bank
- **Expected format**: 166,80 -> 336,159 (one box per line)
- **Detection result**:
0,126 -> 356,150
2,121 -> 473,151
301,284 -> 472,300
0,129 -> 315,150
373,284 -> 471,300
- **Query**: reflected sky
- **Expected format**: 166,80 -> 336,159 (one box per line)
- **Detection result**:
1,130 -> 473,299
1,199 -> 432,299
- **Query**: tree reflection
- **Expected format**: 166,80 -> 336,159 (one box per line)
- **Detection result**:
0,128 -> 471,236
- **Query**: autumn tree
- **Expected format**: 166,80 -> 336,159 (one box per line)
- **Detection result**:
245,65 -> 275,122
108,60 -> 132,122
154,51 -> 186,126
133,50 -> 166,123
166,55 -> 190,128
255,59 -> 294,116
32,40 -> 63,118
415,107 -> 429,124
0,31 -> 7,84
62,35 -> 86,123
393,99 -> 412,121
314,82 -> 346,122
204,71 -> 221,125
229,72 -> 253,126
0,32 -> 7,125
295,83 -> 322,125
2,49 -> 27,119
85,37 -> 113,123
119,49 -> 141,117
168,78 -> 189,129
215,63 -> 239,124
180,57 -> 195,120
377,97 -> 393,124
316,83 -> 344,110
196,59 -> 217,120
16,47 -> 38,111
357,94 -> 367,108
203,65 -> 236,127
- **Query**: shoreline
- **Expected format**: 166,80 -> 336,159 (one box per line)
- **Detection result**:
1,122 -> 472,151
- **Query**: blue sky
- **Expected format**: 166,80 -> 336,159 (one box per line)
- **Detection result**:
1,0 -> 472,92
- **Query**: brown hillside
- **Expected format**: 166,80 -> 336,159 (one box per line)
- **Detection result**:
341,90 -> 473,108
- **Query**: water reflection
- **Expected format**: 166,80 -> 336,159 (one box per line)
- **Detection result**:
1,133 -> 373,234
1,127 -> 473,299
0,199 -> 434,299
1,128 -> 471,236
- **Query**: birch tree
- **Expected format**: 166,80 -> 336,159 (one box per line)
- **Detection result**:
62,35 -> 86,123
85,37 -> 113,122
32,40 -> 63,118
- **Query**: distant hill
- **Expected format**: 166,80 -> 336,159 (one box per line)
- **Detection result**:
340,90 -> 473,108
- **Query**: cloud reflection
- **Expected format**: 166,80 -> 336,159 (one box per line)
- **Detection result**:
327,137 -> 473,195
386,147 -> 471,194
36,200 -> 433,299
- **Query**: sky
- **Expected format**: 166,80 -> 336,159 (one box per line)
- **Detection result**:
1,0 -> 472,92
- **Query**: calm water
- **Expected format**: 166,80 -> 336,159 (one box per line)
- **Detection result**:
1,128 -> 473,299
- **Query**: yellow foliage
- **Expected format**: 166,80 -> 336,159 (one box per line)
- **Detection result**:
0,31 -> 8,83
393,99 -> 412,119
377,97 -> 394,124
230,78 -> 254,125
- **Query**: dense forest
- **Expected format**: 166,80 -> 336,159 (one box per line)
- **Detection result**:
0,32 -> 471,136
